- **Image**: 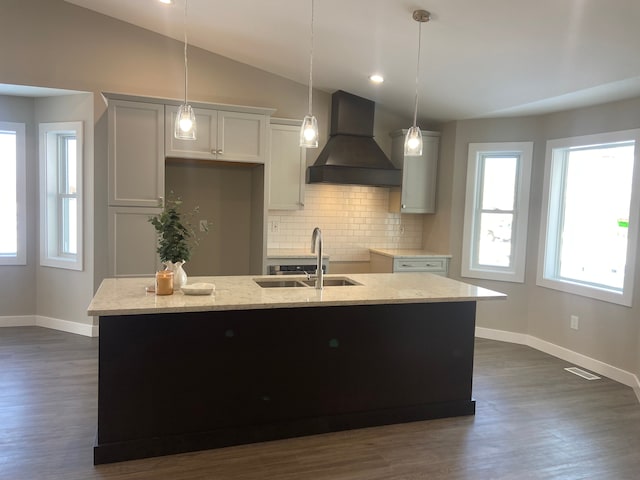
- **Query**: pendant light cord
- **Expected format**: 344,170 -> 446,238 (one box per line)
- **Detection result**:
183,0 -> 189,105
412,19 -> 422,128
308,0 -> 314,115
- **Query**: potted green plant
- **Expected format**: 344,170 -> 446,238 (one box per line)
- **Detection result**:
148,196 -> 202,288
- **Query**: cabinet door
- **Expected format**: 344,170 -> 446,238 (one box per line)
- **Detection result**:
108,207 -> 161,277
165,106 -> 218,160
268,123 -> 305,210
108,101 -> 164,207
400,135 -> 439,213
393,257 -> 449,276
218,111 -> 266,163
389,130 -> 439,214
401,134 -> 439,213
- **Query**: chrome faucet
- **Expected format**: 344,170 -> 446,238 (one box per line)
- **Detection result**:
311,227 -> 323,289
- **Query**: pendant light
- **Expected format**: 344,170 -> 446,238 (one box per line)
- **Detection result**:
175,0 -> 196,140
300,0 -> 319,148
405,9 -> 431,156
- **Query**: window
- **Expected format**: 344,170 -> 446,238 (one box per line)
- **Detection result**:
0,122 -> 26,265
537,130 -> 639,306
462,142 -> 533,282
39,122 -> 83,270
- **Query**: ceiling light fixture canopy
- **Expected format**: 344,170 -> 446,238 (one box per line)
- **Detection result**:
300,0 -> 319,148
175,0 -> 196,140
405,9 -> 431,156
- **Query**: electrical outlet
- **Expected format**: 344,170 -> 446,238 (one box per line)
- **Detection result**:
270,221 -> 279,233
570,315 -> 579,330
199,220 -> 208,232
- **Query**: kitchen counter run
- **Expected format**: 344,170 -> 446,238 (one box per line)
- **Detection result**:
368,248 -> 452,258
87,273 -> 505,317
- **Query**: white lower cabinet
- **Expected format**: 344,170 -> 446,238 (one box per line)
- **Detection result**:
369,249 -> 450,277
108,207 -> 161,277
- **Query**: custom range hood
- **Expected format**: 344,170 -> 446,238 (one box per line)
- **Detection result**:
306,90 -> 401,187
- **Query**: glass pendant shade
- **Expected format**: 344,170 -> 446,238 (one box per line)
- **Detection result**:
175,103 -> 196,140
300,114 -> 319,148
404,126 -> 423,156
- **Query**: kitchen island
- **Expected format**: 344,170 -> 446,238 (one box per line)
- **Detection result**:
88,273 -> 505,464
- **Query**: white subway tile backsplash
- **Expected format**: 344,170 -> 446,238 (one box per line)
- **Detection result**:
268,184 -> 423,262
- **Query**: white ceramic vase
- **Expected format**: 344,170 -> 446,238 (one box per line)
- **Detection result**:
164,260 -> 187,289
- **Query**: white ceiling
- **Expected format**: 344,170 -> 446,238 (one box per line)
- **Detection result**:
63,0 -> 640,123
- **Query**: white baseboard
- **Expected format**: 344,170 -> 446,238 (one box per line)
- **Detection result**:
36,316 -> 98,337
0,315 -> 98,337
476,326 -> 640,403
0,315 -> 37,327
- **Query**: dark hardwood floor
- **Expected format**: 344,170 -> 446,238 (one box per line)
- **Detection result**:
1,326 -> 639,479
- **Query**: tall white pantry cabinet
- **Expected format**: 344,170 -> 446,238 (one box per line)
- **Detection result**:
107,100 -> 164,277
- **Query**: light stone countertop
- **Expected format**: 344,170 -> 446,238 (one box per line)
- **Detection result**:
88,273 -> 506,317
369,248 -> 452,258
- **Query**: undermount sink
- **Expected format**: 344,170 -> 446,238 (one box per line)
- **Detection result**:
301,277 -> 361,287
254,278 -> 307,288
254,276 -> 361,288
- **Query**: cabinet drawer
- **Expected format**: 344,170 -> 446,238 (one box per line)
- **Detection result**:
393,258 -> 447,273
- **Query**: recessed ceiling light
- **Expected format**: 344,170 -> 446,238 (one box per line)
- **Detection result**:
369,74 -> 384,84
158,0 -> 173,4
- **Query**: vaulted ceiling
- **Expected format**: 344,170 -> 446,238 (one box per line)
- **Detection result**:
64,0 -> 640,123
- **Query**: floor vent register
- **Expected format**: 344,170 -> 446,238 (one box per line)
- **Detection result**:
564,367 -> 601,380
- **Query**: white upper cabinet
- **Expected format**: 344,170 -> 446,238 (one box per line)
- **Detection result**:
389,129 -> 440,214
165,106 -> 267,163
268,121 -> 306,210
108,100 -> 164,207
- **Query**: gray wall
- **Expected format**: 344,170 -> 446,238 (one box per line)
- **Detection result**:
427,98 -> 640,375
0,93 -> 93,325
34,93 -> 94,325
165,161 -> 255,276
5,0 -> 634,380
0,0 -> 412,325
0,96 -> 37,316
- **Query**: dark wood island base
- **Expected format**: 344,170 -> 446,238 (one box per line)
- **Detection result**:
94,301 -> 477,464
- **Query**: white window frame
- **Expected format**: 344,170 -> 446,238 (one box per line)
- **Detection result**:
0,121 -> 27,265
537,129 -> 640,307
39,121 -> 83,271
461,142 -> 533,283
